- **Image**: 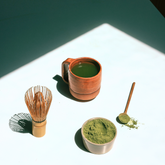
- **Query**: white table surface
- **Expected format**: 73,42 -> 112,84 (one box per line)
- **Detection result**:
0,23 -> 165,165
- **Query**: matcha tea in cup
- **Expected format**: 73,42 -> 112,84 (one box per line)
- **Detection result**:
81,117 -> 117,154
62,57 -> 102,101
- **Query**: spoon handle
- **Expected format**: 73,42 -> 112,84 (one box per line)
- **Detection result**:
124,82 -> 135,114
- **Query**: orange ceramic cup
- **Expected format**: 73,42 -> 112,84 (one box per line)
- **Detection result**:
62,57 -> 102,101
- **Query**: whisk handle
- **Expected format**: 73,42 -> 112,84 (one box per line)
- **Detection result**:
32,120 -> 47,138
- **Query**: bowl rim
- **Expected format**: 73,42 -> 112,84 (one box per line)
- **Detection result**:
81,117 -> 117,146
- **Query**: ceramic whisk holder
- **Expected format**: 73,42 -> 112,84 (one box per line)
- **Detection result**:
62,57 -> 102,101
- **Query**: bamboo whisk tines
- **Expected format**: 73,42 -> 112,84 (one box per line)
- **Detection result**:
25,85 -> 52,137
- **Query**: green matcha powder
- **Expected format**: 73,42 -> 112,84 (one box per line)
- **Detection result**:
118,114 -> 140,129
122,118 -> 139,129
83,119 -> 116,144
118,114 -> 130,124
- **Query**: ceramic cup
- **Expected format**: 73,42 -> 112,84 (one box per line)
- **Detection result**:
81,117 -> 117,154
62,57 -> 102,101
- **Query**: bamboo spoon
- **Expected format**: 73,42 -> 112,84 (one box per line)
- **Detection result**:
118,82 -> 135,124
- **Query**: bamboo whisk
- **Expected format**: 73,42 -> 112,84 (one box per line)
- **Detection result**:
25,86 -> 52,137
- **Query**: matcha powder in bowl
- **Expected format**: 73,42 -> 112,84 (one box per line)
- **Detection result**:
81,117 -> 117,154
83,118 -> 116,144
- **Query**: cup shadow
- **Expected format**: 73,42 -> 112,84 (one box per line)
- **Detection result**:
9,113 -> 32,134
74,128 -> 89,153
53,74 -> 92,102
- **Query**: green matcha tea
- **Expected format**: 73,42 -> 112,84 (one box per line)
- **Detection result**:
83,118 -> 116,144
71,62 -> 99,78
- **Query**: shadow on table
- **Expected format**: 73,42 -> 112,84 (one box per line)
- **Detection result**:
53,74 -> 75,100
9,113 -> 32,134
53,74 -> 92,102
74,128 -> 89,153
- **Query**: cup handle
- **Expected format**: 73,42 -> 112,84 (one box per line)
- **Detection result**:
61,58 -> 74,84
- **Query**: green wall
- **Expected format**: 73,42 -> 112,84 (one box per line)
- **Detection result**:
0,0 -> 165,77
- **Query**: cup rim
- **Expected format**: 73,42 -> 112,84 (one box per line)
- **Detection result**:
81,117 -> 117,146
69,57 -> 102,80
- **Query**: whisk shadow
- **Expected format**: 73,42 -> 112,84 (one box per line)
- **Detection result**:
53,74 -> 92,102
74,128 -> 89,153
9,113 -> 32,134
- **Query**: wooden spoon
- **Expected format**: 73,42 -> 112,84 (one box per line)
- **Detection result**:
118,82 -> 135,124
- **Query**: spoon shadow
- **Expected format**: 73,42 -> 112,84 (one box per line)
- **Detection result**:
116,116 -> 124,124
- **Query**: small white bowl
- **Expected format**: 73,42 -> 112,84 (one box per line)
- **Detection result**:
81,117 -> 117,154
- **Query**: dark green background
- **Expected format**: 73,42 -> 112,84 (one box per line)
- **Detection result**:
0,0 -> 165,77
